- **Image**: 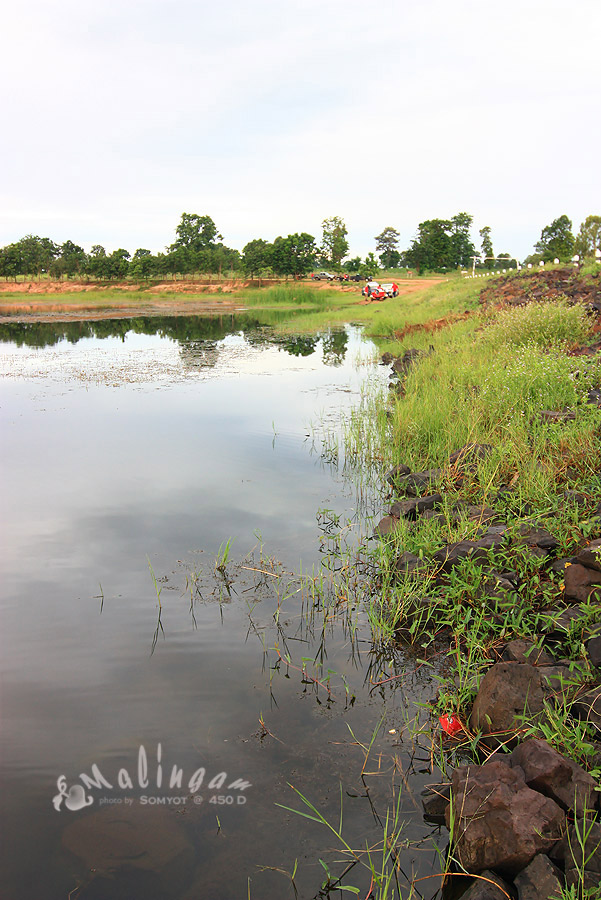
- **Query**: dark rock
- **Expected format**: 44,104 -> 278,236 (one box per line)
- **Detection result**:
459,870 -> 515,900
587,388 -> 601,406
576,538 -> 601,572
563,563 -> 601,602
448,759 -> 565,875
421,783 -> 450,823
572,685 -> 601,733
539,409 -> 576,423
394,551 -> 431,578
554,821 -> 601,892
374,515 -> 401,537
516,525 -> 559,554
562,489 -> 588,507
448,443 -> 494,468
390,499 -> 418,519
432,532 -> 506,572
540,665 -> 580,698
551,557 -> 578,575
550,605 -> 586,633
511,737 -> 598,816
513,853 -> 563,900
398,469 -> 443,496
502,639 -> 555,666
587,635 -> 601,668
416,492 -> 443,513
385,463 -> 411,487
469,662 -> 546,745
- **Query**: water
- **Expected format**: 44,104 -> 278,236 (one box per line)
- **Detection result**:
0,317 -> 442,900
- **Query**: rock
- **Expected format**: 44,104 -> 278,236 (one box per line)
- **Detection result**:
572,685 -> 601,733
576,539 -> 601,572
539,409 -> 576,423
394,551 -> 431,578
374,515 -> 402,537
562,489 -> 588,507
554,821 -> 601,892
380,352 -> 394,365
389,499 -> 418,519
550,557 -> 577,575
563,563 -> 601,602
432,532 -> 506,572
469,662 -> 546,745
549,605 -> 585,633
511,738 -> 598,816
459,870 -> 515,899
587,635 -> 601,668
513,853 -> 563,900
421,783 -> 450,824
587,388 -> 601,406
416,492 -> 443,513
448,443 -> 494,468
502,640 -> 555,666
448,759 -> 565,875
397,469 -> 442,496
516,525 -> 559,554
385,463 -> 412,487
61,805 -> 196,897
539,665 -> 579,698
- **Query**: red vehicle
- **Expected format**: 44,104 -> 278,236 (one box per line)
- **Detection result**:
362,281 -> 388,301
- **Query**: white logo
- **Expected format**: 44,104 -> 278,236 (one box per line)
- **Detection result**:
52,743 -> 251,812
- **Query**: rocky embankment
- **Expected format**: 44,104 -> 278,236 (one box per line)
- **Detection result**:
376,330 -> 601,896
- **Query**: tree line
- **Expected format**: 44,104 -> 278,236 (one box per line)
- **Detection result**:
1,211 -> 599,281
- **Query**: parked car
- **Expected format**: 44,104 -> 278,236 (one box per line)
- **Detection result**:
310,271 -> 335,281
362,282 -> 387,301
381,282 -> 399,297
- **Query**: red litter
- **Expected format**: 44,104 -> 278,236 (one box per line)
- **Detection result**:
439,714 -> 464,736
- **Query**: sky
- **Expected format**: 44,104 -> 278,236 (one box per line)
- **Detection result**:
1,0 -> 599,262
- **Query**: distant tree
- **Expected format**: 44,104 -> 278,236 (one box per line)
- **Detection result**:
169,213 -> 221,253
404,213 -> 475,272
320,217 -> 349,269
575,215 -> 601,259
272,233 -> 317,278
375,226 -> 400,268
449,213 -> 475,268
50,240 -> 87,279
361,252 -> 380,277
129,249 -> 156,279
107,249 -> 131,280
87,245 -> 109,279
242,239 -> 273,277
342,256 -> 362,272
534,215 -> 575,262
10,235 -> 59,278
479,226 -> 494,262
0,243 -> 23,279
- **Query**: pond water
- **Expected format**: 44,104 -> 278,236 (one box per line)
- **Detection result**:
0,316 -> 443,900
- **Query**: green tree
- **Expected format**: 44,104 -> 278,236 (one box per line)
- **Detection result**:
129,249 -> 156,280
107,249 -> 131,280
375,226 -> 400,268
50,241 -> 87,279
449,212 -> 475,268
574,215 -> 601,259
361,252 -> 380,277
320,217 -> 349,269
404,219 -> 452,272
169,213 -> 221,253
272,233 -> 317,278
534,215 -> 575,262
242,239 -> 273,277
87,245 -> 109,279
343,256 -> 362,272
479,226 -> 494,262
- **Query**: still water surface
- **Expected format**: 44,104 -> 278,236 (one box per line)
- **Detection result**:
0,317 -> 441,900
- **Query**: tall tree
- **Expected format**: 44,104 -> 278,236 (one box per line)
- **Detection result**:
272,233 -> 317,278
375,226 -> 400,268
242,239 -> 273,277
574,215 -> 601,259
449,212 -> 475,268
404,219 -> 452,272
169,213 -> 221,253
534,215 -> 575,262
479,226 -> 494,262
320,216 -> 349,269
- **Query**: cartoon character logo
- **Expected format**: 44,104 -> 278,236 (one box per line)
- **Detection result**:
52,776 -> 94,812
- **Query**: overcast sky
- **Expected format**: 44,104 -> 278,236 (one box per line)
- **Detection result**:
1,0 -> 599,261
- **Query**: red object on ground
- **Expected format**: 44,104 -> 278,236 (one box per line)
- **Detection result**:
439,714 -> 464,736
